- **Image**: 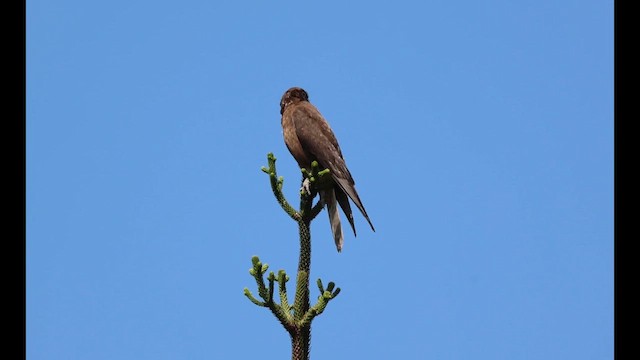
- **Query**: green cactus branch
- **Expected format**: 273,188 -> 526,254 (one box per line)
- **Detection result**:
260,152 -> 300,221
245,153 -> 341,360
243,256 -> 294,333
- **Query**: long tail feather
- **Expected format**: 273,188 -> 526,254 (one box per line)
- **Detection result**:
321,189 -> 344,252
334,177 -> 375,232
335,187 -> 356,237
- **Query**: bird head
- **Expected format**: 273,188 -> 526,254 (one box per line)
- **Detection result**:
280,87 -> 309,114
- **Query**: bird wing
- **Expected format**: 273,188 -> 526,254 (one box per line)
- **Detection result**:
292,103 -> 375,232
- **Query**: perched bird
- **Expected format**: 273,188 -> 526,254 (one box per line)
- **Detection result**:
280,87 -> 375,252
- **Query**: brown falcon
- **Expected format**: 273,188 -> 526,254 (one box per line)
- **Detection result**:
280,87 -> 375,252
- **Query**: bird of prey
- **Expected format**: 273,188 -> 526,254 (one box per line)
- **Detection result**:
280,87 -> 375,252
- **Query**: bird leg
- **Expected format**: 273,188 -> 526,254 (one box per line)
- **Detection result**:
300,177 -> 312,196
300,161 -> 330,196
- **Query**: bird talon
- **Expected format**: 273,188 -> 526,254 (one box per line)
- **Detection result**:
301,178 -> 312,195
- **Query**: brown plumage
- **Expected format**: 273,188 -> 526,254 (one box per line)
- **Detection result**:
280,87 -> 375,252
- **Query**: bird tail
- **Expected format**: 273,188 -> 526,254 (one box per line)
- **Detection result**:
335,187 -> 356,237
321,189 -> 344,252
333,177 -> 375,232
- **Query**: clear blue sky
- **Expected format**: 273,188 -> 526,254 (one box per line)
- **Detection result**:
27,1 -> 613,359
